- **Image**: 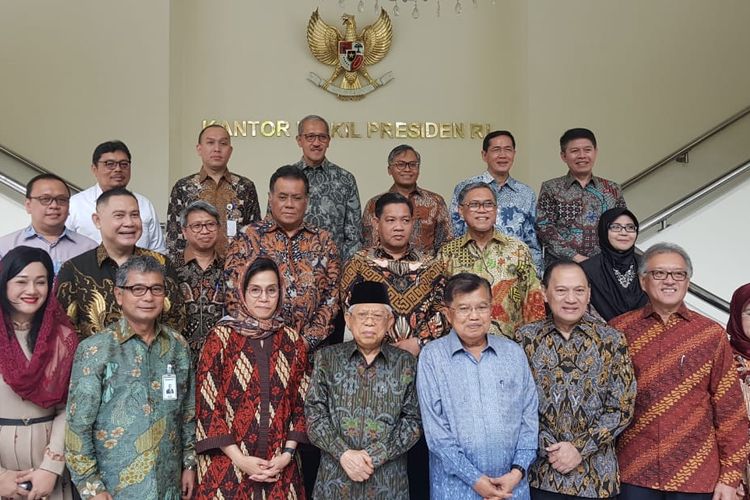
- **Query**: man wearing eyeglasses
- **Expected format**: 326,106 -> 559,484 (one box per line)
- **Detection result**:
291,114 -> 362,261
438,182 -> 545,339
516,260 -> 636,499
67,140 -> 166,253
172,200 -> 225,368
166,124 -> 260,258
57,188 -> 184,340
610,243 -> 749,500
417,272 -> 539,500
449,130 -> 542,275
66,255 -> 196,500
0,173 -> 97,272
362,144 -> 452,257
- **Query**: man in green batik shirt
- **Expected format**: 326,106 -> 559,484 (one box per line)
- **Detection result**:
65,255 -> 195,500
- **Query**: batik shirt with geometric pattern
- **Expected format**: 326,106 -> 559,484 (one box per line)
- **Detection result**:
56,245 -> 185,341
291,158 -> 363,261
536,172 -> 625,264
438,231 -> 545,338
610,304 -> 750,493
340,246 -> 447,343
305,342 -> 421,500
517,314 -> 636,498
362,185 -> 452,257
64,319 -> 196,500
166,168 -> 260,257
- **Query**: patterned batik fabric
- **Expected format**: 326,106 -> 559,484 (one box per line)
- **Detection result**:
449,172 -> 543,275
291,158 -> 363,261
166,168 -> 261,257
305,342 -> 421,500
536,172 -> 626,264
610,304 -> 750,492
224,217 -> 341,349
416,331 -> 539,500
173,253 -> 226,368
733,353 -> 750,498
517,314 -> 637,498
362,185 -> 452,257
64,319 -> 196,500
194,324 -> 309,500
340,246 -> 447,343
438,231 -> 546,339
56,245 -> 185,341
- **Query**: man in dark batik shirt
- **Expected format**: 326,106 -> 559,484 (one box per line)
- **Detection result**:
536,128 -> 626,268
167,124 -> 260,257
172,200 -> 225,367
290,114 -> 362,261
306,281 -> 421,500
57,188 -> 185,340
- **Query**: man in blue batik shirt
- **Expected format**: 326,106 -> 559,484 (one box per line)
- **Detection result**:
449,130 -> 542,275
417,272 -> 538,500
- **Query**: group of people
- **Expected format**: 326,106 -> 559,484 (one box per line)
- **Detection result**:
0,113 -> 746,500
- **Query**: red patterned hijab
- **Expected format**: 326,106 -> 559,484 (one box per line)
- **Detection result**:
219,257 -> 285,340
0,247 -> 78,408
727,283 -> 750,359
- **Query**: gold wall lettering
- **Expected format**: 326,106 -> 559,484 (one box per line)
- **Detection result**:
202,120 -> 491,140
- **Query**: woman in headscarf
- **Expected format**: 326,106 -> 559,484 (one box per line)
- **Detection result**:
727,283 -> 750,499
194,257 -> 309,499
581,207 -> 648,321
0,246 -> 78,500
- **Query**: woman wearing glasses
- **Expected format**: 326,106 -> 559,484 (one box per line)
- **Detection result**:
581,207 -> 648,321
194,257 -> 309,499
726,283 -> 750,499
0,246 -> 78,499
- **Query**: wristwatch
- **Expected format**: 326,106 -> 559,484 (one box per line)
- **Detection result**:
511,464 -> 525,479
282,447 -> 297,458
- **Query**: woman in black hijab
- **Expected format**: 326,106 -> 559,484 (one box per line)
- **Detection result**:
581,207 -> 648,321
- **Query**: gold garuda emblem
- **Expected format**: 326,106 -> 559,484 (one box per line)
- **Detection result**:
306,8 -> 394,101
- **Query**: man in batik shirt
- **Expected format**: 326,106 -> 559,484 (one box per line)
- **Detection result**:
172,200 -> 225,367
306,281 -> 421,500
224,165 -> 340,349
290,114 -> 362,261
166,124 -> 260,257
536,128 -> 626,267
517,260 -> 636,499
65,255 -> 195,500
439,182 -> 545,338
57,188 -> 184,340
450,130 -> 542,274
362,144 -> 452,257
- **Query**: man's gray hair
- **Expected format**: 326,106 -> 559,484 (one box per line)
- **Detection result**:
387,144 -> 421,165
179,200 -> 220,228
638,242 -> 694,277
297,114 -> 329,136
457,181 -> 497,206
347,303 -> 394,315
115,255 -> 166,287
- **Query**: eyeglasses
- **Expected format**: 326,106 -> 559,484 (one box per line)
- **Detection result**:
301,133 -> 330,143
186,221 -> 219,233
246,286 -> 279,299
390,161 -> 420,171
98,160 -> 132,171
118,284 -> 166,296
645,270 -> 689,281
28,195 -> 70,206
461,201 -> 497,211
608,223 -> 637,233
353,310 -> 389,322
451,304 -> 492,317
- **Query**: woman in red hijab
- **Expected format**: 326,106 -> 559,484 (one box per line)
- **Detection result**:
0,246 -> 78,499
727,283 -> 750,500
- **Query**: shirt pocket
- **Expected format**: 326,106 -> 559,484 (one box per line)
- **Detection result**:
558,199 -> 583,225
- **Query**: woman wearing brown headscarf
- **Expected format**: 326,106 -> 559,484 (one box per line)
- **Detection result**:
727,283 -> 750,499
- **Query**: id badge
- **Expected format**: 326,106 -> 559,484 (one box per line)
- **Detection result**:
226,219 -> 237,238
162,364 -> 177,401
